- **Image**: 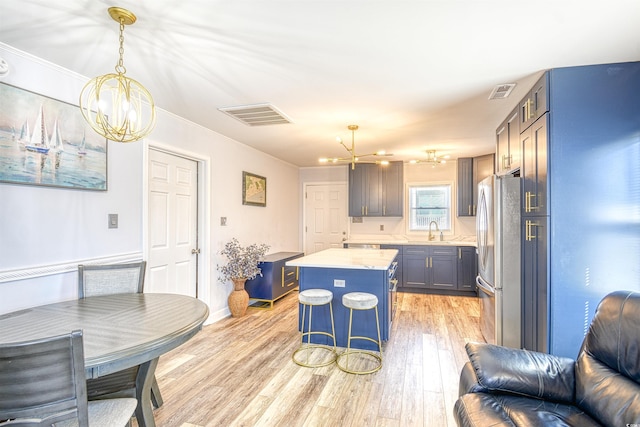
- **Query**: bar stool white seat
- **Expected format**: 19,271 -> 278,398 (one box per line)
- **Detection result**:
336,292 -> 383,374
292,289 -> 337,367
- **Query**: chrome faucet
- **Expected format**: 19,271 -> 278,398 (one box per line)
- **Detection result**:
428,221 -> 440,241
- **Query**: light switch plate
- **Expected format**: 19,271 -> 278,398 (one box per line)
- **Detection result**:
334,279 -> 346,288
221,217 -> 227,226
108,213 -> 118,229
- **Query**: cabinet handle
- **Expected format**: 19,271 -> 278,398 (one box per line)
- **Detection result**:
525,220 -> 539,241
426,257 -> 429,268
281,267 -> 285,287
468,205 -> 471,215
365,206 -> 368,215
458,248 -> 461,259
525,191 -> 538,212
361,206 -> 365,216
473,205 -> 476,215
383,206 -> 386,216
430,257 -> 433,268
523,98 -> 534,120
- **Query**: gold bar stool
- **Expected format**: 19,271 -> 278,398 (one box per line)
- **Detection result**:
336,292 -> 383,375
292,289 -> 337,367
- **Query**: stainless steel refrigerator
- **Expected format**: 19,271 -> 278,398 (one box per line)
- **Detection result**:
476,175 -> 521,348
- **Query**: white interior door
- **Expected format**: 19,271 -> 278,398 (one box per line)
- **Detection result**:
147,149 -> 198,296
304,183 -> 348,254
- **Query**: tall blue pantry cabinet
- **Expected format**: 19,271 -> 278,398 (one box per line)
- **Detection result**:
519,62 -> 640,358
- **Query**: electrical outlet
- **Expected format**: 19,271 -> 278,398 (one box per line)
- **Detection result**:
221,217 -> 227,226
334,279 -> 346,288
380,224 -> 384,231
108,213 -> 118,229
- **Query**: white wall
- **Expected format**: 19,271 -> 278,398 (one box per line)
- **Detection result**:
0,44 -> 300,320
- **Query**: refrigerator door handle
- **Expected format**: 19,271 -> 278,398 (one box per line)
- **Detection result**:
476,275 -> 495,295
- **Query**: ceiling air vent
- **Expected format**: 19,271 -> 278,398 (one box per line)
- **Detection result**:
488,83 -> 516,100
218,103 -> 293,126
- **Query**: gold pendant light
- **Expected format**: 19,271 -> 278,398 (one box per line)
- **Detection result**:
79,7 -> 155,143
318,125 -> 392,169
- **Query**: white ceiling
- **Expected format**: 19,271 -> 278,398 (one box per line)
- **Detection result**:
1,0 -> 639,167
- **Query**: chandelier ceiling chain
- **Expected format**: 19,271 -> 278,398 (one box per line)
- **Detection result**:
116,18 -> 127,75
79,7 -> 156,143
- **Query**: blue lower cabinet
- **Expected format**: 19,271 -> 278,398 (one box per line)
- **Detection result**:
457,246 -> 477,292
402,245 -> 458,290
297,266 -> 391,350
245,252 -> 304,308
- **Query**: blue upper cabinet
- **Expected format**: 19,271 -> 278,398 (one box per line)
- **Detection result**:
519,62 -> 640,358
496,107 -> 520,175
457,154 -> 495,216
520,74 -> 549,132
349,161 -> 403,217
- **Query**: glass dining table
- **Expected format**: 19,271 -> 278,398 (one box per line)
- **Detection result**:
0,292 -> 209,427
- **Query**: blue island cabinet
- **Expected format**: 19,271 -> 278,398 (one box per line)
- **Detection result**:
297,266 -> 393,351
245,252 -> 304,308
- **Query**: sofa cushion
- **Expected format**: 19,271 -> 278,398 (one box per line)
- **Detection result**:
466,342 -> 575,403
575,290 -> 640,425
576,354 -> 640,425
580,290 -> 640,382
454,393 -> 603,427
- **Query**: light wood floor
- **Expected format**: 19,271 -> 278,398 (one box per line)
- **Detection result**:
146,291 -> 484,427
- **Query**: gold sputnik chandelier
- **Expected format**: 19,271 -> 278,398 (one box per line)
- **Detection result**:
318,125 -> 392,169
79,7 -> 156,143
408,150 -> 448,166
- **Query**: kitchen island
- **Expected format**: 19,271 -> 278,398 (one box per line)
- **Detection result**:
286,248 -> 398,350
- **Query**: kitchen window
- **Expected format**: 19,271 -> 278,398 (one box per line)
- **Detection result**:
408,183 -> 452,232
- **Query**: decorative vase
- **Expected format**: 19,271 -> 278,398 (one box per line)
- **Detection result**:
228,278 -> 249,317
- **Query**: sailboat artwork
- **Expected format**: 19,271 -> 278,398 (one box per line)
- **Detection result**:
0,81 -> 108,190
25,105 -> 50,154
17,118 -> 29,148
77,131 -> 87,156
49,119 -> 64,153
49,119 -> 65,168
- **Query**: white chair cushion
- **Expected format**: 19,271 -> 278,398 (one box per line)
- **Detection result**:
342,292 -> 378,310
299,289 -> 333,305
54,398 -> 138,427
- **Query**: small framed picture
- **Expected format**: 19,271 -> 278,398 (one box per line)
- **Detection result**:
242,171 -> 266,207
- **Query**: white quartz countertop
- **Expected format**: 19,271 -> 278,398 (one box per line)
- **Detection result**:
286,248 -> 399,270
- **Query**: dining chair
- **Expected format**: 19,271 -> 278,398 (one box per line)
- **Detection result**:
78,261 -> 164,410
0,330 -> 137,427
78,261 -> 146,298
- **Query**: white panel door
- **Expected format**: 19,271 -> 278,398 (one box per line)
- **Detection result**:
148,149 -> 198,296
304,183 -> 348,255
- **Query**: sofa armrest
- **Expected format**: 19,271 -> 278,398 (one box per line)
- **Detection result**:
459,361 -> 490,396
454,393 -> 517,427
465,342 -> 576,403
